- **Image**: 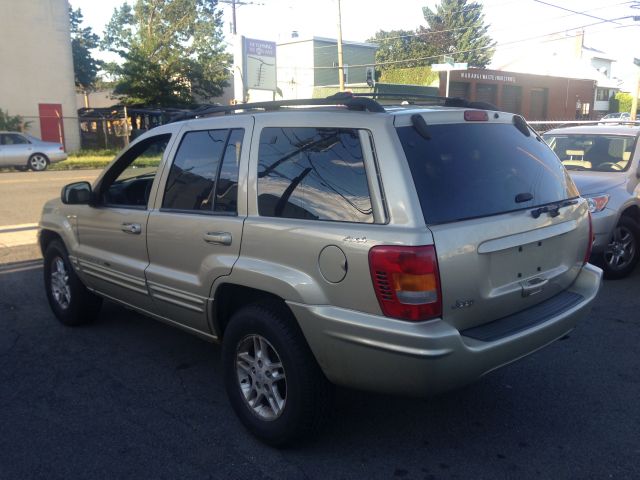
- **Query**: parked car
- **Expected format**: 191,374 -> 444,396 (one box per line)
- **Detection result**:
0,131 -> 67,171
39,94 -> 602,445
543,124 -> 640,278
600,112 -> 631,122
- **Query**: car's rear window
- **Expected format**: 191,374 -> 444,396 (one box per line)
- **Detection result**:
542,133 -> 637,173
397,123 -> 578,225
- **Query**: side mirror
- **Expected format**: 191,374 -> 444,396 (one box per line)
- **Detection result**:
61,181 -> 93,205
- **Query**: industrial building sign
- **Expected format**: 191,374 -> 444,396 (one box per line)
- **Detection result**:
460,72 -> 517,83
243,37 -> 277,91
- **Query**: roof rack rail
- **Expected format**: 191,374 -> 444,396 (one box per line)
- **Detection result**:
168,92 -> 385,123
345,92 -> 498,111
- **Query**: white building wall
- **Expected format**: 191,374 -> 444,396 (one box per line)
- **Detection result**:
277,41 -> 315,100
0,0 -> 80,151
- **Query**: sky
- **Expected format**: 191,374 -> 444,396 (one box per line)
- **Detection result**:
69,0 -> 640,89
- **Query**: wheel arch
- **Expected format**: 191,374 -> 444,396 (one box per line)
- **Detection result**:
620,204 -> 640,225
212,283 -> 297,340
39,229 -> 64,256
29,152 -> 50,162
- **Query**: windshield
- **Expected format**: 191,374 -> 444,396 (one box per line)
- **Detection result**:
543,133 -> 637,172
397,122 -> 578,225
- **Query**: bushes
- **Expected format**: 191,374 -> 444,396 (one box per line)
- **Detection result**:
0,109 -> 28,131
614,92 -> 633,113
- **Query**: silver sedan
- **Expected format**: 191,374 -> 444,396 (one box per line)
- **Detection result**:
0,131 -> 68,171
543,125 -> 640,279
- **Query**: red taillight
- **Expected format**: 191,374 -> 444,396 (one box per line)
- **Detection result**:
583,212 -> 594,265
369,245 -> 442,321
464,110 -> 488,121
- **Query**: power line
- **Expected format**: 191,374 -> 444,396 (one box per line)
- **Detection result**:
532,0 -> 624,25
277,19 -> 637,71
309,0 -> 633,52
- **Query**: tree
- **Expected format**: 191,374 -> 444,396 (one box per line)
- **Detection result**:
102,0 -> 231,107
69,7 -> 102,97
368,29 -> 438,70
423,0 -> 495,68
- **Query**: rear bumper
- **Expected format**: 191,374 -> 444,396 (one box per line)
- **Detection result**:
48,152 -> 68,163
290,263 -> 602,396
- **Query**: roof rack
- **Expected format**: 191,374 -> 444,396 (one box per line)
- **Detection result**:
169,92 -> 386,123
345,92 -> 498,111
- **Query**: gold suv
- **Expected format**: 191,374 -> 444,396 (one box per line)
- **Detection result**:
39,94 -> 602,446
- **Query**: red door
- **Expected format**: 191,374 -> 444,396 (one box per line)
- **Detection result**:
38,103 -> 65,148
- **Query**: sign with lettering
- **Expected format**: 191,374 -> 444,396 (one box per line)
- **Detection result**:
244,37 -> 277,91
459,72 -> 517,83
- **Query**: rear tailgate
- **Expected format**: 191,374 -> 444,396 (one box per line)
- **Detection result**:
395,111 -> 590,331
429,203 -> 589,331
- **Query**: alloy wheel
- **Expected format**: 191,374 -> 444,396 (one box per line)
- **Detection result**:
29,154 -> 48,171
604,224 -> 636,271
236,334 -> 287,420
50,256 -> 71,309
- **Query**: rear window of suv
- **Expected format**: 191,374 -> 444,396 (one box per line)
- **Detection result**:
397,122 -> 579,225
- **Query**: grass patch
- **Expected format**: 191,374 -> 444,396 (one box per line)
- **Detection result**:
50,156 -> 115,170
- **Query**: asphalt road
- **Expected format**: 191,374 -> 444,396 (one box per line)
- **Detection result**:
1,174 -> 639,479
0,170 -> 101,227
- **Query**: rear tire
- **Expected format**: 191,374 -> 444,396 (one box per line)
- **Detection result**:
221,302 -> 332,447
29,153 -> 49,171
601,216 -> 640,280
44,239 -> 102,326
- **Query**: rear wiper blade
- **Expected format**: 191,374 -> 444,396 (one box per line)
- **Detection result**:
530,199 -> 578,218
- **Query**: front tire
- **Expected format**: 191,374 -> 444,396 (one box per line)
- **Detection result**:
44,239 -> 102,326
29,153 -> 49,171
222,302 -> 332,447
602,216 -> 640,279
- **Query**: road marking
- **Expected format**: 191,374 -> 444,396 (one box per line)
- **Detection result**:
0,223 -> 38,247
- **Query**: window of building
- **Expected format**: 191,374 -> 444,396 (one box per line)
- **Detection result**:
476,83 -> 498,105
596,88 -> 611,102
162,128 -> 243,214
258,127 -> 374,223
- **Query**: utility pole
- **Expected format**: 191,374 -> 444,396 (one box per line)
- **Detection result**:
220,0 -> 259,35
336,0 -> 345,92
231,0 -> 237,35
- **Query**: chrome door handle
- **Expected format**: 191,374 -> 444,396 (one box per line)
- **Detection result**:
121,223 -> 142,234
203,231 -> 232,246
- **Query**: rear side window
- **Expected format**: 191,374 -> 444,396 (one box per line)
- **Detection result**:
1,134 -> 29,145
257,127 -> 373,223
397,123 -> 578,225
163,129 -> 243,213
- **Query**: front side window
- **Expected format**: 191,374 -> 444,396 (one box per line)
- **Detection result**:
543,134 -> 636,172
257,127 -> 374,223
162,128 -> 243,213
102,134 -> 170,208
